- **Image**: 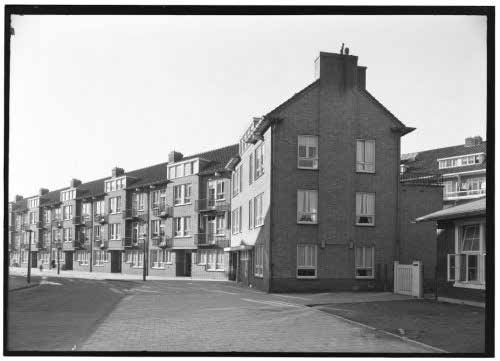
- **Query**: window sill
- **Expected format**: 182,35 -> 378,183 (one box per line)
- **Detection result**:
174,203 -> 192,207
297,166 -> 319,171
454,282 -> 485,290
297,276 -> 318,280
355,223 -> 375,227
297,221 -> 318,225
173,235 -> 192,239
356,170 -> 376,174
206,269 -> 225,272
355,276 -> 375,280
254,274 -> 264,278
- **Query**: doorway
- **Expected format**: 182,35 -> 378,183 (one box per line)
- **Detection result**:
64,251 -> 73,270
31,252 -> 38,268
111,251 -> 121,273
176,250 -> 192,277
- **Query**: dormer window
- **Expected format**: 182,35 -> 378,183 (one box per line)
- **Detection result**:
168,159 -> 198,180
28,198 -> 39,208
60,189 -> 76,202
438,153 -> 485,170
104,177 -> 126,192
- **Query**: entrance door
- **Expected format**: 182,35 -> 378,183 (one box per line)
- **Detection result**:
229,252 -> 237,281
176,250 -> 185,276
111,251 -> 121,273
64,251 -> 73,270
31,252 -> 38,268
185,251 -> 192,277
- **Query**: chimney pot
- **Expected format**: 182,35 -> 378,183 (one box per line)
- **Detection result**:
168,151 -> 184,163
15,195 -> 23,202
70,179 -> 82,188
465,136 -> 483,147
112,167 -> 125,177
39,188 -> 49,196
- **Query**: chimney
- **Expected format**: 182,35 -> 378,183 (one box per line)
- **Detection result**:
168,151 -> 184,163
357,66 -> 366,89
39,188 -> 49,196
112,167 -> 125,177
465,136 -> 483,147
316,50 -> 359,92
70,178 -> 82,188
15,195 -> 23,202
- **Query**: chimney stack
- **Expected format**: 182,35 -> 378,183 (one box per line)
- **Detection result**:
357,66 -> 366,89
112,167 -> 125,178
465,136 -> 483,147
168,151 -> 184,163
70,179 -> 82,188
39,188 -> 49,196
15,195 -> 23,202
316,51 -> 359,92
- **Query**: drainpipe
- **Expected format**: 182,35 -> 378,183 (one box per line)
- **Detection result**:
268,122 -> 275,293
89,200 -> 93,273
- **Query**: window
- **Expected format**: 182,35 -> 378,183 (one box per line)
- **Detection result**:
248,199 -> 254,229
202,250 -> 225,271
462,224 -> 480,252
28,198 -> 39,208
133,193 -> 146,211
355,246 -> 374,278
240,250 -> 249,261
231,207 -> 242,234
95,200 -> 105,215
93,250 -> 109,266
174,217 -> 191,237
94,225 -> 101,239
63,228 -> 72,242
438,153 -> 485,169
104,177 -> 126,192
216,215 -> 225,235
29,212 -> 36,224
297,244 -> 317,278
174,184 -> 191,205
197,250 -> 207,265
109,196 -> 121,214
109,224 -> 121,240
254,143 -> 264,179
447,254 -> 456,281
249,153 -> 254,184
75,251 -> 89,265
356,139 -> 375,173
63,205 -> 73,220
126,250 -> 144,267
151,220 -> 160,237
151,249 -> 172,268
254,193 -> 264,227
60,189 -> 76,202
82,203 -> 91,217
168,160 -> 198,180
254,245 -> 264,277
298,135 -> 319,169
232,166 -> 242,197
297,190 -> 318,224
216,180 -> 225,200
356,192 -> 375,226
39,252 -> 50,265
151,189 -> 167,208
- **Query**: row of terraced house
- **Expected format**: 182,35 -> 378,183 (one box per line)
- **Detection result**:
9,50 -> 467,292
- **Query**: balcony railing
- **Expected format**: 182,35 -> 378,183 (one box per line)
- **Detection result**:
94,239 -> 108,249
122,209 -> 146,221
107,238 -> 125,250
20,223 -> 31,231
194,233 -> 230,248
151,235 -> 172,248
62,239 -> 77,251
399,172 -> 443,186
38,241 -> 51,250
124,237 -> 145,249
195,198 -> 231,212
36,221 -> 45,229
152,203 -> 173,218
52,219 -> 64,228
94,214 -> 108,224
444,188 -> 486,201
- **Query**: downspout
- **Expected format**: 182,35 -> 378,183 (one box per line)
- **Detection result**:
268,122 -> 275,293
394,132 -> 401,290
89,200 -> 93,273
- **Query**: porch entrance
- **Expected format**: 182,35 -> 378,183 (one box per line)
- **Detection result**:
176,250 -> 192,277
64,251 -> 73,270
111,251 -> 121,273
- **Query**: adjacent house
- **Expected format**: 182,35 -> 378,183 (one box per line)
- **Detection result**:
416,197 -> 486,307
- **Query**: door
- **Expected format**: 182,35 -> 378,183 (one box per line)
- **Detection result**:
31,252 -> 38,268
185,251 -> 192,277
229,252 -> 237,281
111,251 -> 121,273
64,251 -> 73,270
176,250 -> 185,276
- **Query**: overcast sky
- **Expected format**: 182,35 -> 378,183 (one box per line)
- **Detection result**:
9,15 -> 486,199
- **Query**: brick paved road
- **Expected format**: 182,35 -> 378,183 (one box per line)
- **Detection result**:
78,281 -> 440,353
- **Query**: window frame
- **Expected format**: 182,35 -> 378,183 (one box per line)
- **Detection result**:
296,244 -> 317,279
254,245 -> 264,278
355,192 -> 375,226
297,190 -> 318,224
254,143 -> 265,180
356,139 -> 376,173
354,246 -> 375,279
297,135 -> 319,170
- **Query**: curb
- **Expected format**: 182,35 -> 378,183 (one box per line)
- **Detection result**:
9,283 -> 40,292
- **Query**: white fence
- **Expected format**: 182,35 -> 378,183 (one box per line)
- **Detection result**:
394,260 -> 423,298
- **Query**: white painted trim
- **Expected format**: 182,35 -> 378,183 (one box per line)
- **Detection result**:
442,169 -> 486,177
437,152 -> 485,162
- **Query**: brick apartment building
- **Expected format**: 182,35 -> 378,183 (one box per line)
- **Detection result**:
8,49 -> 443,291
401,136 -> 486,208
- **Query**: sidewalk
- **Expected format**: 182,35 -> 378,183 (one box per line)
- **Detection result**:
8,267 -> 230,282
8,275 -> 40,291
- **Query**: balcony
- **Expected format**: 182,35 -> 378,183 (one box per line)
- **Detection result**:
152,203 -> 173,218
124,236 -> 145,249
194,233 -> 230,248
38,241 -> 51,251
400,172 -> 443,186
241,117 -> 265,145
94,214 -> 108,224
22,242 -> 38,251
122,209 -> 146,221
107,238 -> 125,250
73,215 -> 92,227
52,219 -> 64,228
62,239 -> 76,251
94,239 -> 108,249
36,221 -> 45,229
444,188 -> 486,201
151,235 -> 172,248
195,198 -> 231,213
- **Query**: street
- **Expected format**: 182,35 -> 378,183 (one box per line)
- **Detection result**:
7,276 -> 440,353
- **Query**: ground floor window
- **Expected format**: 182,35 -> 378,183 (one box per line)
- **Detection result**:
151,249 -> 172,268
10,252 -> 20,265
297,244 -> 317,279
75,250 -> 89,265
126,250 -> 144,268
20,250 -> 29,263
39,252 -> 50,265
254,245 -> 264,277
51,248 -> 65,263
198,250 -> 224,271
93,250 -> 110,266
355,246 -> 375,279
447,253 -> 485,284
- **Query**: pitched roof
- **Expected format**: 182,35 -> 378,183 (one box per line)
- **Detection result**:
182,144 -> 240,175
416,197 -> 486,222
401,141 -> 487,175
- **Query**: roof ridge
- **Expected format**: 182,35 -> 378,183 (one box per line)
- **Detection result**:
402,140 -> 487,156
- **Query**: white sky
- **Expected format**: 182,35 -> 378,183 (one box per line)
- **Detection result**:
9,15 -> 487,198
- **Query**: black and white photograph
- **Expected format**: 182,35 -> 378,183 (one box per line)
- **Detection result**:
4,5 -> 493,356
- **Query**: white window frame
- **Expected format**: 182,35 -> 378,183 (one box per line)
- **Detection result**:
355,246 -> 375,279
231,207 -> 242,234
109,223 -> 121,240
254,245 -> 264,278
174,216 -> 191,237
63,205 -> 73,220
173,184 -> 192,206
254,193 -> 264,227
254,143 -> 265,180
297,244 -> 317,279
109,196 -> 121,214
355,192 -> 375,226
232,166 -> 242,197
249,153 -> 254,184
197,250 -> 207,265
297,135 -> 319,170
248,199 -> 254,229
356,139 -> 375,173
297,190 -> 318,224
